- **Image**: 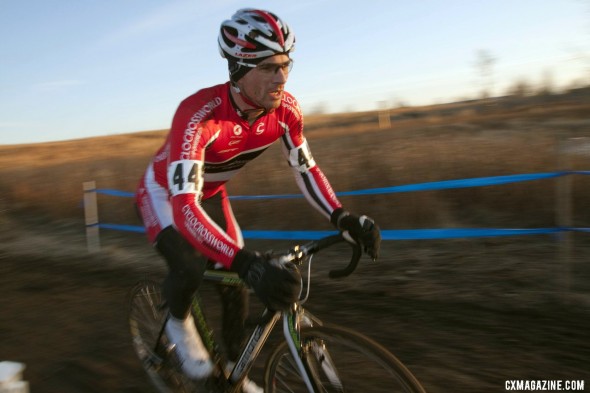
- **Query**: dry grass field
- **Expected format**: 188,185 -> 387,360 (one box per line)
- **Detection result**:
2,91 -> 590,229
1,91 -> 590,392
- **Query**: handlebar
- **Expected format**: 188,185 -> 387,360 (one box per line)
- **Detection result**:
290,232 -> 363,279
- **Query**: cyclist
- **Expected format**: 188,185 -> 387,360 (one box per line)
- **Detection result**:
135,8 -> 381,392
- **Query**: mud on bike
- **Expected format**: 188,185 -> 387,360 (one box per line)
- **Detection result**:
128,233 -> 426,392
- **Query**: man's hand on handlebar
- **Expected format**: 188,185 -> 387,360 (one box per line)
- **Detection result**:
331,208 -> 381,261
232,249 -> 302,311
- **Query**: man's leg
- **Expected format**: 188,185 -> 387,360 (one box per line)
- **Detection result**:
200,191 -> 250,361
203,191 -> 261,391
155,226 -> 207,318
216,284 -> 249,361
153,226 -> 213,379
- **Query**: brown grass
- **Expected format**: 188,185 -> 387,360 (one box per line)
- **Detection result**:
1,92 -> 590,231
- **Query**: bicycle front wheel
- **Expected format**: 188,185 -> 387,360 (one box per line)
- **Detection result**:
264,324 -> 426,393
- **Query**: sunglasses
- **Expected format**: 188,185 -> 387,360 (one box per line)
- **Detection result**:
239,59 -> 294,75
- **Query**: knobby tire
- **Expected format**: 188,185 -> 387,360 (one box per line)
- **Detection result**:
264,324 -> 426,393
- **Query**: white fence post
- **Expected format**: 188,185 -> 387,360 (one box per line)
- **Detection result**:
0,361 -> 29,393
83,181 -> 100,253
556,137 -> 590,299
378,101 -> 391,129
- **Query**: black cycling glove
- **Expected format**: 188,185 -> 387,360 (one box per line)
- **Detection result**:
232,249 -> 302,311
331,208 -> 381,260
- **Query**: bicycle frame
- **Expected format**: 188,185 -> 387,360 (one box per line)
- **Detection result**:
186,269 -> 327,393
228,305 -> 325,392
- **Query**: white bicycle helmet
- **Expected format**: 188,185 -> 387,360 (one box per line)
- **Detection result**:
219,8 -> 295,80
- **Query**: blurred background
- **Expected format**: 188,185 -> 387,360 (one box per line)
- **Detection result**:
0,0 -> 589,144
1,2 -> 589,392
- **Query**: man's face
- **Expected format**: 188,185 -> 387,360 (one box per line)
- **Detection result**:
237,54 -> 293,110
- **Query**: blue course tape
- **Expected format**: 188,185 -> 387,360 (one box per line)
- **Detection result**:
97,171 -> 580,200
231,171 -> 573,200
96,189 -> 135,197
98,223 -> 145,233
97,224 -> 587,240
234,228 -> 565,240
93,171 -> 590,240
335,172 -> 567,197
207,171 -> 575,200
381,228 -> 563,240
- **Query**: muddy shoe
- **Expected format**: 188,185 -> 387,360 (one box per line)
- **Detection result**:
165,315 -> 214,379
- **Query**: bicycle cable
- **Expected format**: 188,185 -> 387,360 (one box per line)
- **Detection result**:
299,254 -> 314,305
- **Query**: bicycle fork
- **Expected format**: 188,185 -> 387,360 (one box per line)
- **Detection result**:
283,307 -> 344,393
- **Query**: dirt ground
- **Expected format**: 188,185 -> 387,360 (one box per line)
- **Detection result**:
1,216 -> 589,393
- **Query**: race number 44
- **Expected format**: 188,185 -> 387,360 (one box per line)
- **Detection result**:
168,160 -> 204,195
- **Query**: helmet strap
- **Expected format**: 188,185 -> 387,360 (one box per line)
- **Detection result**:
229,83 -> 266,120
226,56 -> 275,121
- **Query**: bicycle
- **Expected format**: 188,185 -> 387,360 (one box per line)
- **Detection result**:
128,233 -> 426,392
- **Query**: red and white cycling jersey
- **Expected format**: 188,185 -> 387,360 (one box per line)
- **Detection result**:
136,82 -> 342,268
